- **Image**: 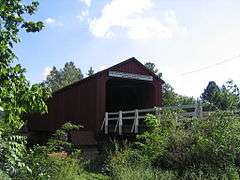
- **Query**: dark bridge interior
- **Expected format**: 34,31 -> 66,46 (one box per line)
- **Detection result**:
106,78 -> 154,112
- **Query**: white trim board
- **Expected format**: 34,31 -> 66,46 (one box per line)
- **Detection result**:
109,71 -> 153,81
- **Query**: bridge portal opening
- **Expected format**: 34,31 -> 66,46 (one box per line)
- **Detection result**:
106,78 -> 154,112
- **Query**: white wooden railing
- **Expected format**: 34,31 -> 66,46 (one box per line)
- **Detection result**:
100,103 -> 206,135
100,108 -> 155,135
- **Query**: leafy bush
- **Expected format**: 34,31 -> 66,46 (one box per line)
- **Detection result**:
61,122 -> 82,132
108,140 -> 177,180
0,170 -> 11,180
17,145 -> 110,180
181,165 -> 240,180
151,111 -> 240,170
109,148 -> 150,171
12,122 -> 85,179
108,110 -> 240,179
16,145 -> 84,180
111,165 -> 177,180
0,132 -> 31,177
47,155 -> 84,180
47,122 -> 81,153
190,111 -> 240,167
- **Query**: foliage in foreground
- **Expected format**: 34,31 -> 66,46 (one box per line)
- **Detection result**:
108,110 -> 240,179
0,0 -> 50,176
2,112 -> 240,179
0,122 -> 109,180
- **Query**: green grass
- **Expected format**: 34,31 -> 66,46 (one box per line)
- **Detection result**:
81,172 -> 110,180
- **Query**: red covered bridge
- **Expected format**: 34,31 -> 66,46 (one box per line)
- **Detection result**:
26,57 -> 164,145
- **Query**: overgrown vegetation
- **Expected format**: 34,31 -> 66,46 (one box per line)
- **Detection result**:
0,0 -> 50,178
107,111 -> 240,179
10,111 -> 240,180
0,122 -> 109,179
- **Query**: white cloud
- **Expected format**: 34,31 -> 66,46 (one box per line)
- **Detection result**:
77,9 -> 89,21
79,0 -> 91,7
89,0 -> 186,40
44,17 -> 63,27
42,67 -> 52,80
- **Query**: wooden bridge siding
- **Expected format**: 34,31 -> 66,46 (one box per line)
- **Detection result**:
154,82 -> 162,107
60,78 -> 98,131
28,78 -> 98,132
95,71 -> 108,133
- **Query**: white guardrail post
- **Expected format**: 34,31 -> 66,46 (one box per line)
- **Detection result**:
134,109 -> 139,133
119,111 -> 122,135
105,112 -> 108,134
199,101 -> 203,118
194,102 -> 198,117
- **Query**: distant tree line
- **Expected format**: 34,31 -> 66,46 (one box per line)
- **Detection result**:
201,80 -> 240,110
43,62 -> 94,92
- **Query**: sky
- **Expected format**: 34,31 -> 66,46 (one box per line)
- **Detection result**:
16,0 -> 240,98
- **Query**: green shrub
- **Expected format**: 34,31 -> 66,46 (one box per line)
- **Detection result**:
109,148 -> 150,170
47,122 -> 80,153
111,165 -> 177,180
108,140 -> 177,180
61,122 -> 81,132
181,165 -> 240,180
16,145 -> 84,180
0,170 -> 11,180
151,111 -> 240,170
136,111 -> 178,162
14,122 -> 84,179
0,133 -> 31,177
109,110 -> 240,179
191,111 -> 240,167
49,156 -> 84,180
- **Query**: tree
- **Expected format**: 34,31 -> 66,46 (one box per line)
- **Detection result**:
0,0 -> 50,130
44,62 -> 83,92
162,83 -> 195,106
87,67 -> 94,76
201,80 -> 240,110
201,81 -> 220,103
62,62 -> 83,86
144,62 -> 162,78
162,83 -> 176,106
0,0 -> 50,176
44,66 -> 62,92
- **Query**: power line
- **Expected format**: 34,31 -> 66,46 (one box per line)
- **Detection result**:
180,54 -> 240,76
